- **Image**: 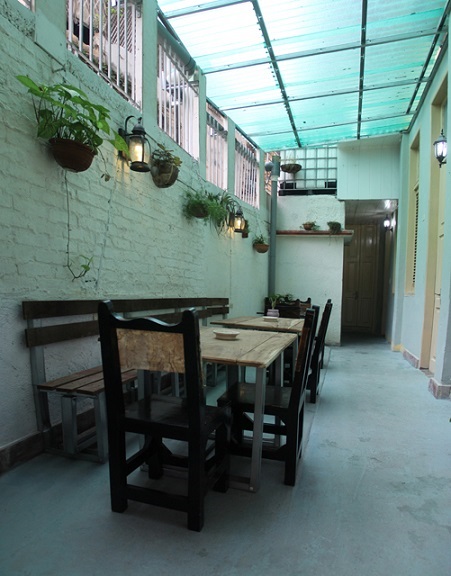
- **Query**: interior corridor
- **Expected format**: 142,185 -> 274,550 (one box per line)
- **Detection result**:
0,336 -> 449,576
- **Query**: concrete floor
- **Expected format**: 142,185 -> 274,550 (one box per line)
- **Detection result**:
0,336 -> 450,576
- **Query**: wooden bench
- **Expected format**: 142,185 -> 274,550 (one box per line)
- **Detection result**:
23,297 -> 230,462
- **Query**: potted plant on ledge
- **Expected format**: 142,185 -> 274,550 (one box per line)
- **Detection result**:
17,75 -> 128,173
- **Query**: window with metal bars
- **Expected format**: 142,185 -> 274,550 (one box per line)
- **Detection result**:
157,39 -> 199,159
234,131 -> 259,208
279,146 -> 337,190
66,0 -> 141,105
206,104 -> 227,189
17,0 -> 33,9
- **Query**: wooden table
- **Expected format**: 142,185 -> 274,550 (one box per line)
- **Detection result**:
211,315 -> 304,335
200,327 -> 297,492
211,316 -> 304,383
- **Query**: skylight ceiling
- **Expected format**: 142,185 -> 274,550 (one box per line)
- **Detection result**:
157,0 -> 450,151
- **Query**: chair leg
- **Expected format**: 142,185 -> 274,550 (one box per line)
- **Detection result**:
308,363 -> 319,403
108,428 -> 128,513
187,440 -> 205,532
213,422 -> 230,493
284,420 -> 299,486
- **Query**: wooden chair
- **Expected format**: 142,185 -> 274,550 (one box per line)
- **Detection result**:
308,299 -> 333,403
217,308 -> 316,486
98,301 -> 230,531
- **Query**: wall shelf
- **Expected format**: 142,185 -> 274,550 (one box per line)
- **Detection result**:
276,229 -> 354,244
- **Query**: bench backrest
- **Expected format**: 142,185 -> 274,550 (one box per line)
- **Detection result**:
23,297 -> 230,347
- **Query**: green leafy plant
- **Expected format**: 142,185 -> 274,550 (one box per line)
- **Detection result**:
252,234 -> 268,245
67,254 -> 93,281
151,143 -> 182,169
183,189 -> 236,231
150,143 -> 182,187
327,221 -> 342,234
16,75 -> 128,156
268,293 -> 283,309
302,221 -> 319,231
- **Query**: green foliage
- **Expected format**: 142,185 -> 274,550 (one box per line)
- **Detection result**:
183,189 -> 236,231
327,221 -> 342,233
303,221 -> 320,230
151,143 -> 182,169
252,234 -> 268,245
267,293 -> 295,309
67,254 -> 93,281
16,75 -> 128,156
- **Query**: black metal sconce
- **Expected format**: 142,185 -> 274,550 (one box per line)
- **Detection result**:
119,116 -> 151,172
233,206 -> 246,233
433,129 -> 447,168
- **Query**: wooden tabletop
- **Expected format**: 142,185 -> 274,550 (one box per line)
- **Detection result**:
210,315 -> 305,334
200,327 -> 297,368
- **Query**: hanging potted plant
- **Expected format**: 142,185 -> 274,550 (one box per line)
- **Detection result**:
280,159 -> 302,174
150,143 -> 182,188
252,234 -> 270,253
16,75 -> 128,173
183,189 -> 236,232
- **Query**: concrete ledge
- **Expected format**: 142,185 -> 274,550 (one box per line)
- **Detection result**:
428,377 -> 451,400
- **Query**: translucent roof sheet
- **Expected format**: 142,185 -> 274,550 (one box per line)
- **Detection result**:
157,0 -> 449,151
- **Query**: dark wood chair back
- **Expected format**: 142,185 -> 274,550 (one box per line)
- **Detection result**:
308,299 -> 333,403
98,300 -> 230,531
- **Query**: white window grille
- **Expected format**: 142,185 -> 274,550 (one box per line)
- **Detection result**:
17,0 -> 33,9
279,146 -> 337,190
235,131 -> 259,208
206,104 -> 227,189
157,38 -> 199,159
66,0 -> 142,105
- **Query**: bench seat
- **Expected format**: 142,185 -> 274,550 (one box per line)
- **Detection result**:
23,297 -> 229,462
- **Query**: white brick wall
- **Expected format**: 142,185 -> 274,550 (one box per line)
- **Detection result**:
0,0 -> 271,449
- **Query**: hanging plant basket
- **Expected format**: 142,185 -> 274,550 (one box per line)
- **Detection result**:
151,162 -> 179,188
49,138 -> 96,172
253,243 -> 270,254
281,163 -> 302,174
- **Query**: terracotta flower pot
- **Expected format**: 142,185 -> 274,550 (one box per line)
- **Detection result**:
281,163 -> 302,174
253,243 -> 269,253
49,138 -> 96,172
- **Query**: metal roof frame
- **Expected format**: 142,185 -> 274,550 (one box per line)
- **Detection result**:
158,0 -> 450,151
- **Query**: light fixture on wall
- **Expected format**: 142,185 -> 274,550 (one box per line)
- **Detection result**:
384,214 -> 391,230
231,206 -> 246,233
119,116 -> 151,172
433,129 -> 447,168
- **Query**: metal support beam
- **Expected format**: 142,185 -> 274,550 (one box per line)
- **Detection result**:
268,155 -> 280,296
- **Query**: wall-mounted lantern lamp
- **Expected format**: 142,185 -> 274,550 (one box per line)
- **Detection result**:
119,116 -> 151,172
383,214 -> 391,230
433,129 -> 447,168
234,207 -> 246,232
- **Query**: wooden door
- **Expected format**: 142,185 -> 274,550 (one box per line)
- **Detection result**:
429,165 -> 446,372
342,224 -> 380,332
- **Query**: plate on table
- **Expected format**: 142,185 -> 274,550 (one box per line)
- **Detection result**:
213,329 -> 240,340
263,316 -> 279,322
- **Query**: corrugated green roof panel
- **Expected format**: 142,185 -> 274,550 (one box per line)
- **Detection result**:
158,0 -> 449,150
